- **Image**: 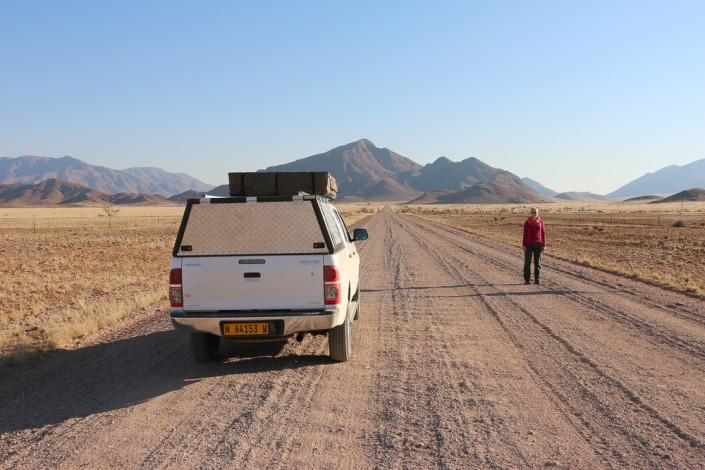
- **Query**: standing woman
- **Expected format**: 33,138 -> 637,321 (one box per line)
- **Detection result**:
522,207 -> 546,284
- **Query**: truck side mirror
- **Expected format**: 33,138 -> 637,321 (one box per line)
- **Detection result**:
352,228 -> 368,241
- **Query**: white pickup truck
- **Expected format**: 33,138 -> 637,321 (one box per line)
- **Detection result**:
168,194 -> 368,362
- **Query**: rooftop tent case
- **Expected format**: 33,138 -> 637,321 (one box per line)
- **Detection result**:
228,171 -> 338,199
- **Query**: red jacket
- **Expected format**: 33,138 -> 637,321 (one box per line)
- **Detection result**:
523,218 -> 546,247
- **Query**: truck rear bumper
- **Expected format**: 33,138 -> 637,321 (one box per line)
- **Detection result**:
170,309 -> 343,336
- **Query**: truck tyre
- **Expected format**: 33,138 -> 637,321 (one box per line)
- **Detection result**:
329,312 -> 352,362
191,332 -> 220,362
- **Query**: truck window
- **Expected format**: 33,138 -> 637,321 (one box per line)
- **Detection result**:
318,202 -> 344,250
333,210 -> 353,242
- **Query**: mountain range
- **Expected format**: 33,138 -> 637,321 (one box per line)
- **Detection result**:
210,139 -> 552,203
0,155 -> 213,196
606,159 -> 705,198
0,178 -> 186,207
1,141 -> 703,205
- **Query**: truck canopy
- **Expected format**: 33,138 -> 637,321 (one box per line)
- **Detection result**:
174,195 -> 344,257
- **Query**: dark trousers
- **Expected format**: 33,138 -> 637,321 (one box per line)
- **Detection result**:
524,244 -> 543,282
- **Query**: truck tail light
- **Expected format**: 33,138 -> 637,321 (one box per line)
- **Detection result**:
169,268 -> 183,307
324,266 -> 341,305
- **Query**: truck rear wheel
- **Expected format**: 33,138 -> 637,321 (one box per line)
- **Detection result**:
191,332 -> 220,362
329,313 -> 352,362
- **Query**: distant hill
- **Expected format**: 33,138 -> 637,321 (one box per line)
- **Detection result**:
410,156 -> 529,193
624,195 -> 663,202
650,188 -> 705,204
0,178 -> 105,206
168,190 -> 203,204
341,178 -> 422,202
0,155 -> 214,197
121,167 -> 214,194
429,182 -> 551,204
522,177 -> 558,197
405,189 -> 457,204
208,139 -> 546,203
553,192 -> 615,202
608,158 -> 705,198
0,179 -> 177,207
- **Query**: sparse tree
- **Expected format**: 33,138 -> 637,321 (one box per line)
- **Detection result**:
102,203 -> 120,227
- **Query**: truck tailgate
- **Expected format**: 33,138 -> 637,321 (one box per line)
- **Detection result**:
181,255 -> 325,311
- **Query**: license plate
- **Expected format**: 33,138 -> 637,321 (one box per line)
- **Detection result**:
222,322 -> 269,336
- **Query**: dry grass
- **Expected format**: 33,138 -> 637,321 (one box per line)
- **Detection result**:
397,201 -> 705,296
0,207 -> 184,365
336,203 -> 385,225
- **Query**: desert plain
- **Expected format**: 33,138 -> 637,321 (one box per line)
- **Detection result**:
1,201 -> 704,468
2,200 -> 703,363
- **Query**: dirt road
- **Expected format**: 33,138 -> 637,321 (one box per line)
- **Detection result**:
1,207 -> 704,468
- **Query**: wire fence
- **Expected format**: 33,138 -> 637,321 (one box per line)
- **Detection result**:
402,207 -> 705,228
0,215 -> 184,231
546,213 -> 705,228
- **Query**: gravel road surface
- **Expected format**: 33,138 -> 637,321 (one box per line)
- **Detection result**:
1,207 -> 704,468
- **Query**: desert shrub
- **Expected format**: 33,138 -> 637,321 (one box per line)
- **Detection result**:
672,220 -> 686,228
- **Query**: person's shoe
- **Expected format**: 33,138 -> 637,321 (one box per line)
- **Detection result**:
534,280 -> 541,285
524,280 -> 531,285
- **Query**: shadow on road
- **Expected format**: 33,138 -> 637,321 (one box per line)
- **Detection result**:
363,285 -> 594,297
363,284 -> 471,292
0,328 -> 330,435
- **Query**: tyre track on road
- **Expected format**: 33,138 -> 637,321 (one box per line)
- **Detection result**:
368,209 -> 533,468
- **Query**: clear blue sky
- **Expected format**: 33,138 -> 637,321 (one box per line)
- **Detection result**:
1,1 -> 703,194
